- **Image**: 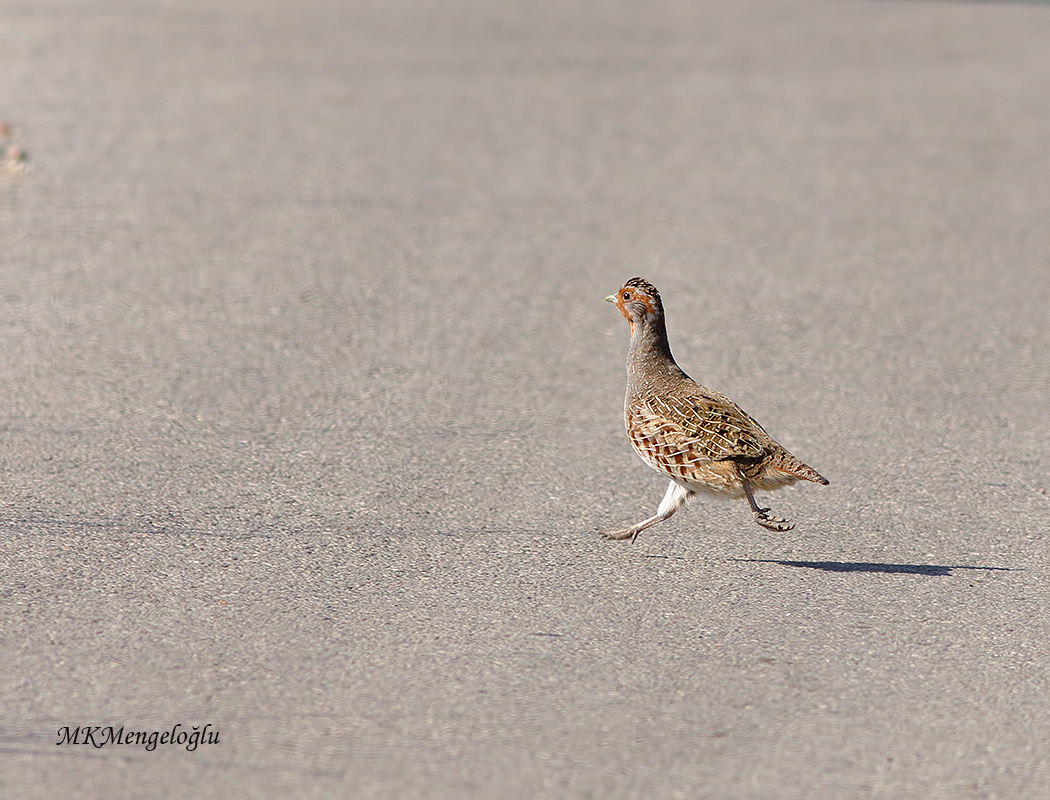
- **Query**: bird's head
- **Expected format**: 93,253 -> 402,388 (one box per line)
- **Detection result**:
606,277 -> 663,334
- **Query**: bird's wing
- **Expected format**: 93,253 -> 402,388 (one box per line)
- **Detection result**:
628,394 -> 767,466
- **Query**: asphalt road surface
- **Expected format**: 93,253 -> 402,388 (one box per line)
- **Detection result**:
2,2 -> 1048,797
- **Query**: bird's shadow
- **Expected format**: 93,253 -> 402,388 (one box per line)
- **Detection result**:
737,559 -> 1016,577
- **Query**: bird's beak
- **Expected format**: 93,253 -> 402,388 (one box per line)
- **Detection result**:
604,294 -> 616,303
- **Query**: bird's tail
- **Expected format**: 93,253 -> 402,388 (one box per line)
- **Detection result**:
787,458 -> 829,485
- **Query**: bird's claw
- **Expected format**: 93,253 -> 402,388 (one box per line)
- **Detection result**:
753,509 -> 795,532
597,527 -> 637,542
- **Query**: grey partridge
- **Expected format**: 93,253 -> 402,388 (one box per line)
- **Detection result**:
601,277 -> 828,542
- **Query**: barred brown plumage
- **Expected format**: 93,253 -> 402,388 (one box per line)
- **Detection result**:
600,278 -> 828,543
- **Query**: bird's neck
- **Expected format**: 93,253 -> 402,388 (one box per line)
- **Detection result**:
626,313 -> 684,390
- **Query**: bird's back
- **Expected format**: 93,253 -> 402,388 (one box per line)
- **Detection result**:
625,374 -> 828,495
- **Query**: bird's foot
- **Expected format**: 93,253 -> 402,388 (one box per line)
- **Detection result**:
752,508 -> 795,532
597,526 -> 639,542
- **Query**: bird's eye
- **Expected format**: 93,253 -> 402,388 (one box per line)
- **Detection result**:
622,291 -> 632,301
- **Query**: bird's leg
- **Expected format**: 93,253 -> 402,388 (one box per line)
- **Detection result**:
738,468 -> 794,532
600,481 -> 693,543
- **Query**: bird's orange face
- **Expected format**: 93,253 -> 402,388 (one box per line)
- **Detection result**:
606,279 -> 660,335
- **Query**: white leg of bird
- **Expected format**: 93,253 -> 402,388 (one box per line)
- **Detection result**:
599,481 -> 694,543
739,469 -> 794,532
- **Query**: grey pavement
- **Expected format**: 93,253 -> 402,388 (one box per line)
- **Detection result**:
2,1 -> 1049,797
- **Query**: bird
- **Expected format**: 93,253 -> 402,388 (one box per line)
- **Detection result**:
601,277 -> 828,542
